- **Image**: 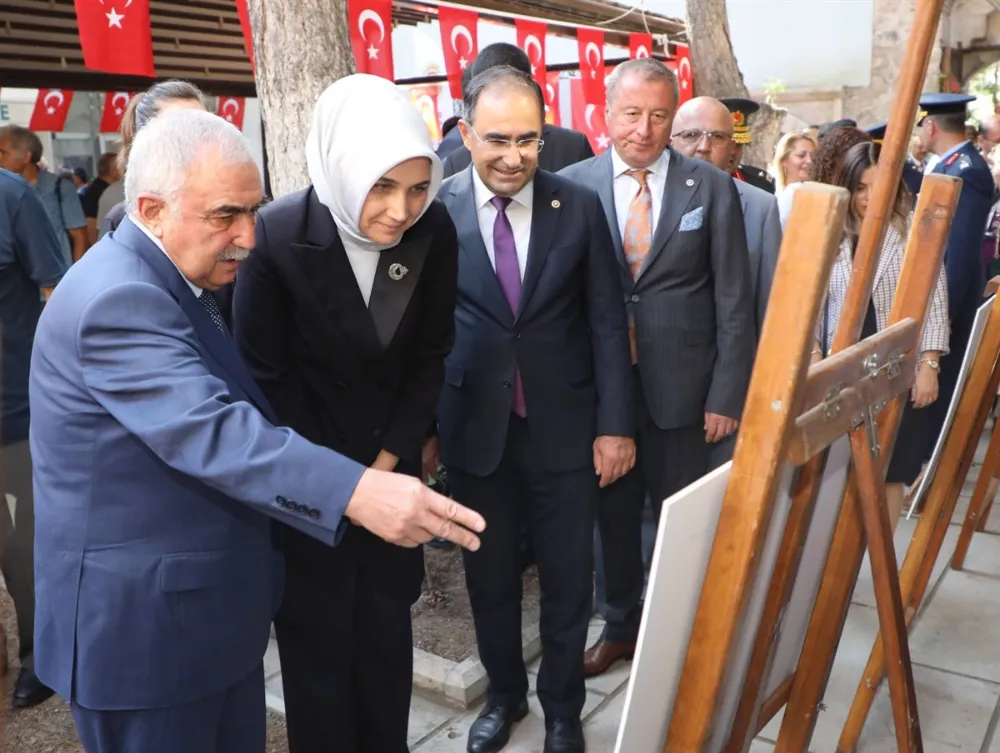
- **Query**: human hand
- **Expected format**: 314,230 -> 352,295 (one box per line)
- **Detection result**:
370,449 -> 399,472
911,363 -> 939,408
421,436 -> 440,480
345,468 -> 485,550
704,412 -> 738,443
593,435 -> 636,488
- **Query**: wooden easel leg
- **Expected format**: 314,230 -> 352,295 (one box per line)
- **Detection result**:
835,306 -> 1000,753
846,416 -> 922,753
952,401 -> 1000,569
975,490 -> 995,532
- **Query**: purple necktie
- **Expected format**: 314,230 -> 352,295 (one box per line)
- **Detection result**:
490,196 -> 527,418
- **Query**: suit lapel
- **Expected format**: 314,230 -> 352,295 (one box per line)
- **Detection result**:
369,232 -> 431,349
445,167 -> 515,322
640,149 -> 698,279
288,190 -> 386,360
519,172 -> 560,321
115,219 -> 277,424
594,150 -> 626,271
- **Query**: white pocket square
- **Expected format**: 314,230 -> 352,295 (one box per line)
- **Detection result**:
679,206 -> 704,232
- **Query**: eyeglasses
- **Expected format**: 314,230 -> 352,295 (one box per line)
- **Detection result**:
672,129 -> 733,147
465,123 -> 545,155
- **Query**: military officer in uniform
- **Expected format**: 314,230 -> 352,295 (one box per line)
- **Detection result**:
866,122 -> 924,196
916,93 -> 999,454
719,97 -> 776,195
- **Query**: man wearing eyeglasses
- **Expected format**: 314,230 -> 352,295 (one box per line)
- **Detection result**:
559,59 -> 755,679
435,65 -> 634,753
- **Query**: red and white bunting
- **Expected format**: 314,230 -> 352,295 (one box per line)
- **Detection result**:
576,28 -> 605,107
674,43 -> 693,103
99,91 -> 134,133
515,18 -> 547,93
235,0 -> 255,73
438,6 -> 478,100
74,0 -> 155,77
629,33 -> 654,60
570,78 -> 609,154
218,97 -> 246,130
29,89 -> 75,132
544,71 -> 561,127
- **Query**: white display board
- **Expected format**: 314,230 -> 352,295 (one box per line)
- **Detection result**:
908,295 -> 995,517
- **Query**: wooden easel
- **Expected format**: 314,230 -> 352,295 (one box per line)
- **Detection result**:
952,395 -> 1000,569
657,2 -> 952,751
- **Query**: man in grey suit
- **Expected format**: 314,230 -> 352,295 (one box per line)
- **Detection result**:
29,109 -> 484,753
671,96 -> 782,468
559,59 -> 756,677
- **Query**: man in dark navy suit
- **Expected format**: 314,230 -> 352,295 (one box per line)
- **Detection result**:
433,66 -> 634,753
866,122 -> 924,196
915,93 -> 999,450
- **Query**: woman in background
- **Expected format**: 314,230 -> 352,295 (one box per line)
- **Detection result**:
233,75 -> 458,753
98,81 -> 206,237
818,141 -> 949,523
770,131 -> 816,195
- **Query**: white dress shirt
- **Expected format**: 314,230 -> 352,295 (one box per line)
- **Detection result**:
130,215 -> 203,297
472,168 -> 533,281
610,148 -> 669,239
341,234 -> 380,307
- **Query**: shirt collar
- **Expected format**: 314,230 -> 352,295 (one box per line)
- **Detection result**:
471,166 -> 534,211
129,215 -> 203,297
938,140 -> 970,162
611,147 -> 669,179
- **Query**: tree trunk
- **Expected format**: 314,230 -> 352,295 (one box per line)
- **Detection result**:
685,0 -> 785,168
246,0 -> 356,198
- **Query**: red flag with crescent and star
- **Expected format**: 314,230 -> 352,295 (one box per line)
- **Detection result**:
99,91 -> 134,133
570,78 -> 609,154
544,71 -> 561,126
29,89 -> 75,132
576,28 -> 605,107
629,33 -> 653,60
218,97 -> 246,130
674,43 -> 693,104
74,0 -> 155,77
438,6 -> 478,100
348,0 -> 394,80
515,18 -> 547,93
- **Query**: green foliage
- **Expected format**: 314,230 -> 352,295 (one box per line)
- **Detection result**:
762,77 -> 785,105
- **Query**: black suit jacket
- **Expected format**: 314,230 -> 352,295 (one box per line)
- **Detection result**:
560,149 -> 755,429
437,167 -> 633,477
232,187 -> 458,469
442,124 -> 594,179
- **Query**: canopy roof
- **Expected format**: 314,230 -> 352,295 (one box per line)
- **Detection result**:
0,0 -> 685,96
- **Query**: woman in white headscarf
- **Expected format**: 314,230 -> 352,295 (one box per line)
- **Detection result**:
232,74 -> 458,753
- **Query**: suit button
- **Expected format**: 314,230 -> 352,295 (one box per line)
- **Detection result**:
502,379 -> 512,388
308,509 -> 321,520
631,294 -> 640,303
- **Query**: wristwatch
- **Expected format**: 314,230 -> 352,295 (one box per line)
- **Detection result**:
921,358 -> 940,370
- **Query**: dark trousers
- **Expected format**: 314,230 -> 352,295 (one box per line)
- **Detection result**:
71,664 -> 264,753
0,440 -> 35,671
275,523 -> 420,753
594,377 -> 710,643
450,415 -> 597,720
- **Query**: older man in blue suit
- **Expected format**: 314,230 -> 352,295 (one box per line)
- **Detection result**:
29,109 -> 484,753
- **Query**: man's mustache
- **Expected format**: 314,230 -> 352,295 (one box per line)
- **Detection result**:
217,246 -> 251,262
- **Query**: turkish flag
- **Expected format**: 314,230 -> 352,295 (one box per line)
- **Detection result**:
349,0 -> 394,80
544,71 -> 560,126
218,97 -> 246,130
576,29 -> 605,107
29,89 -> 75,132
570,79 -> 610,154
515,19 -> 547,93
74,0 -> 155,77
674,43 -> 693,103
438,7 -> 478,100
99,92 -> 134,133
630,33 -> 654,60
235,0 -> 255,73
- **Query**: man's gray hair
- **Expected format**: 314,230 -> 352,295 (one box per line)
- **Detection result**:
125,109 -> 256,214
606,58 -> 679,107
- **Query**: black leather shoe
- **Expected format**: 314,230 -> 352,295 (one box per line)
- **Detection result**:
12,668 -> 55,709
467,699 -> 529,753
544,717 -> 585,753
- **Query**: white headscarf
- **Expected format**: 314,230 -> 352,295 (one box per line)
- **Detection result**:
305,74 -> 444,253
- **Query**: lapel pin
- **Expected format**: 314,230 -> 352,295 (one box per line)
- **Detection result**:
686,178 -> 695,187
551,199 -> 561,208
388,263 -> 409,281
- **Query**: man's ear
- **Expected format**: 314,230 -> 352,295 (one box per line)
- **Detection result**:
458,120 -> 474,152
135,195 -> 166,237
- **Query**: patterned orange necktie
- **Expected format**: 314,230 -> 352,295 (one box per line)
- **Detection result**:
623,169 -> 652,363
